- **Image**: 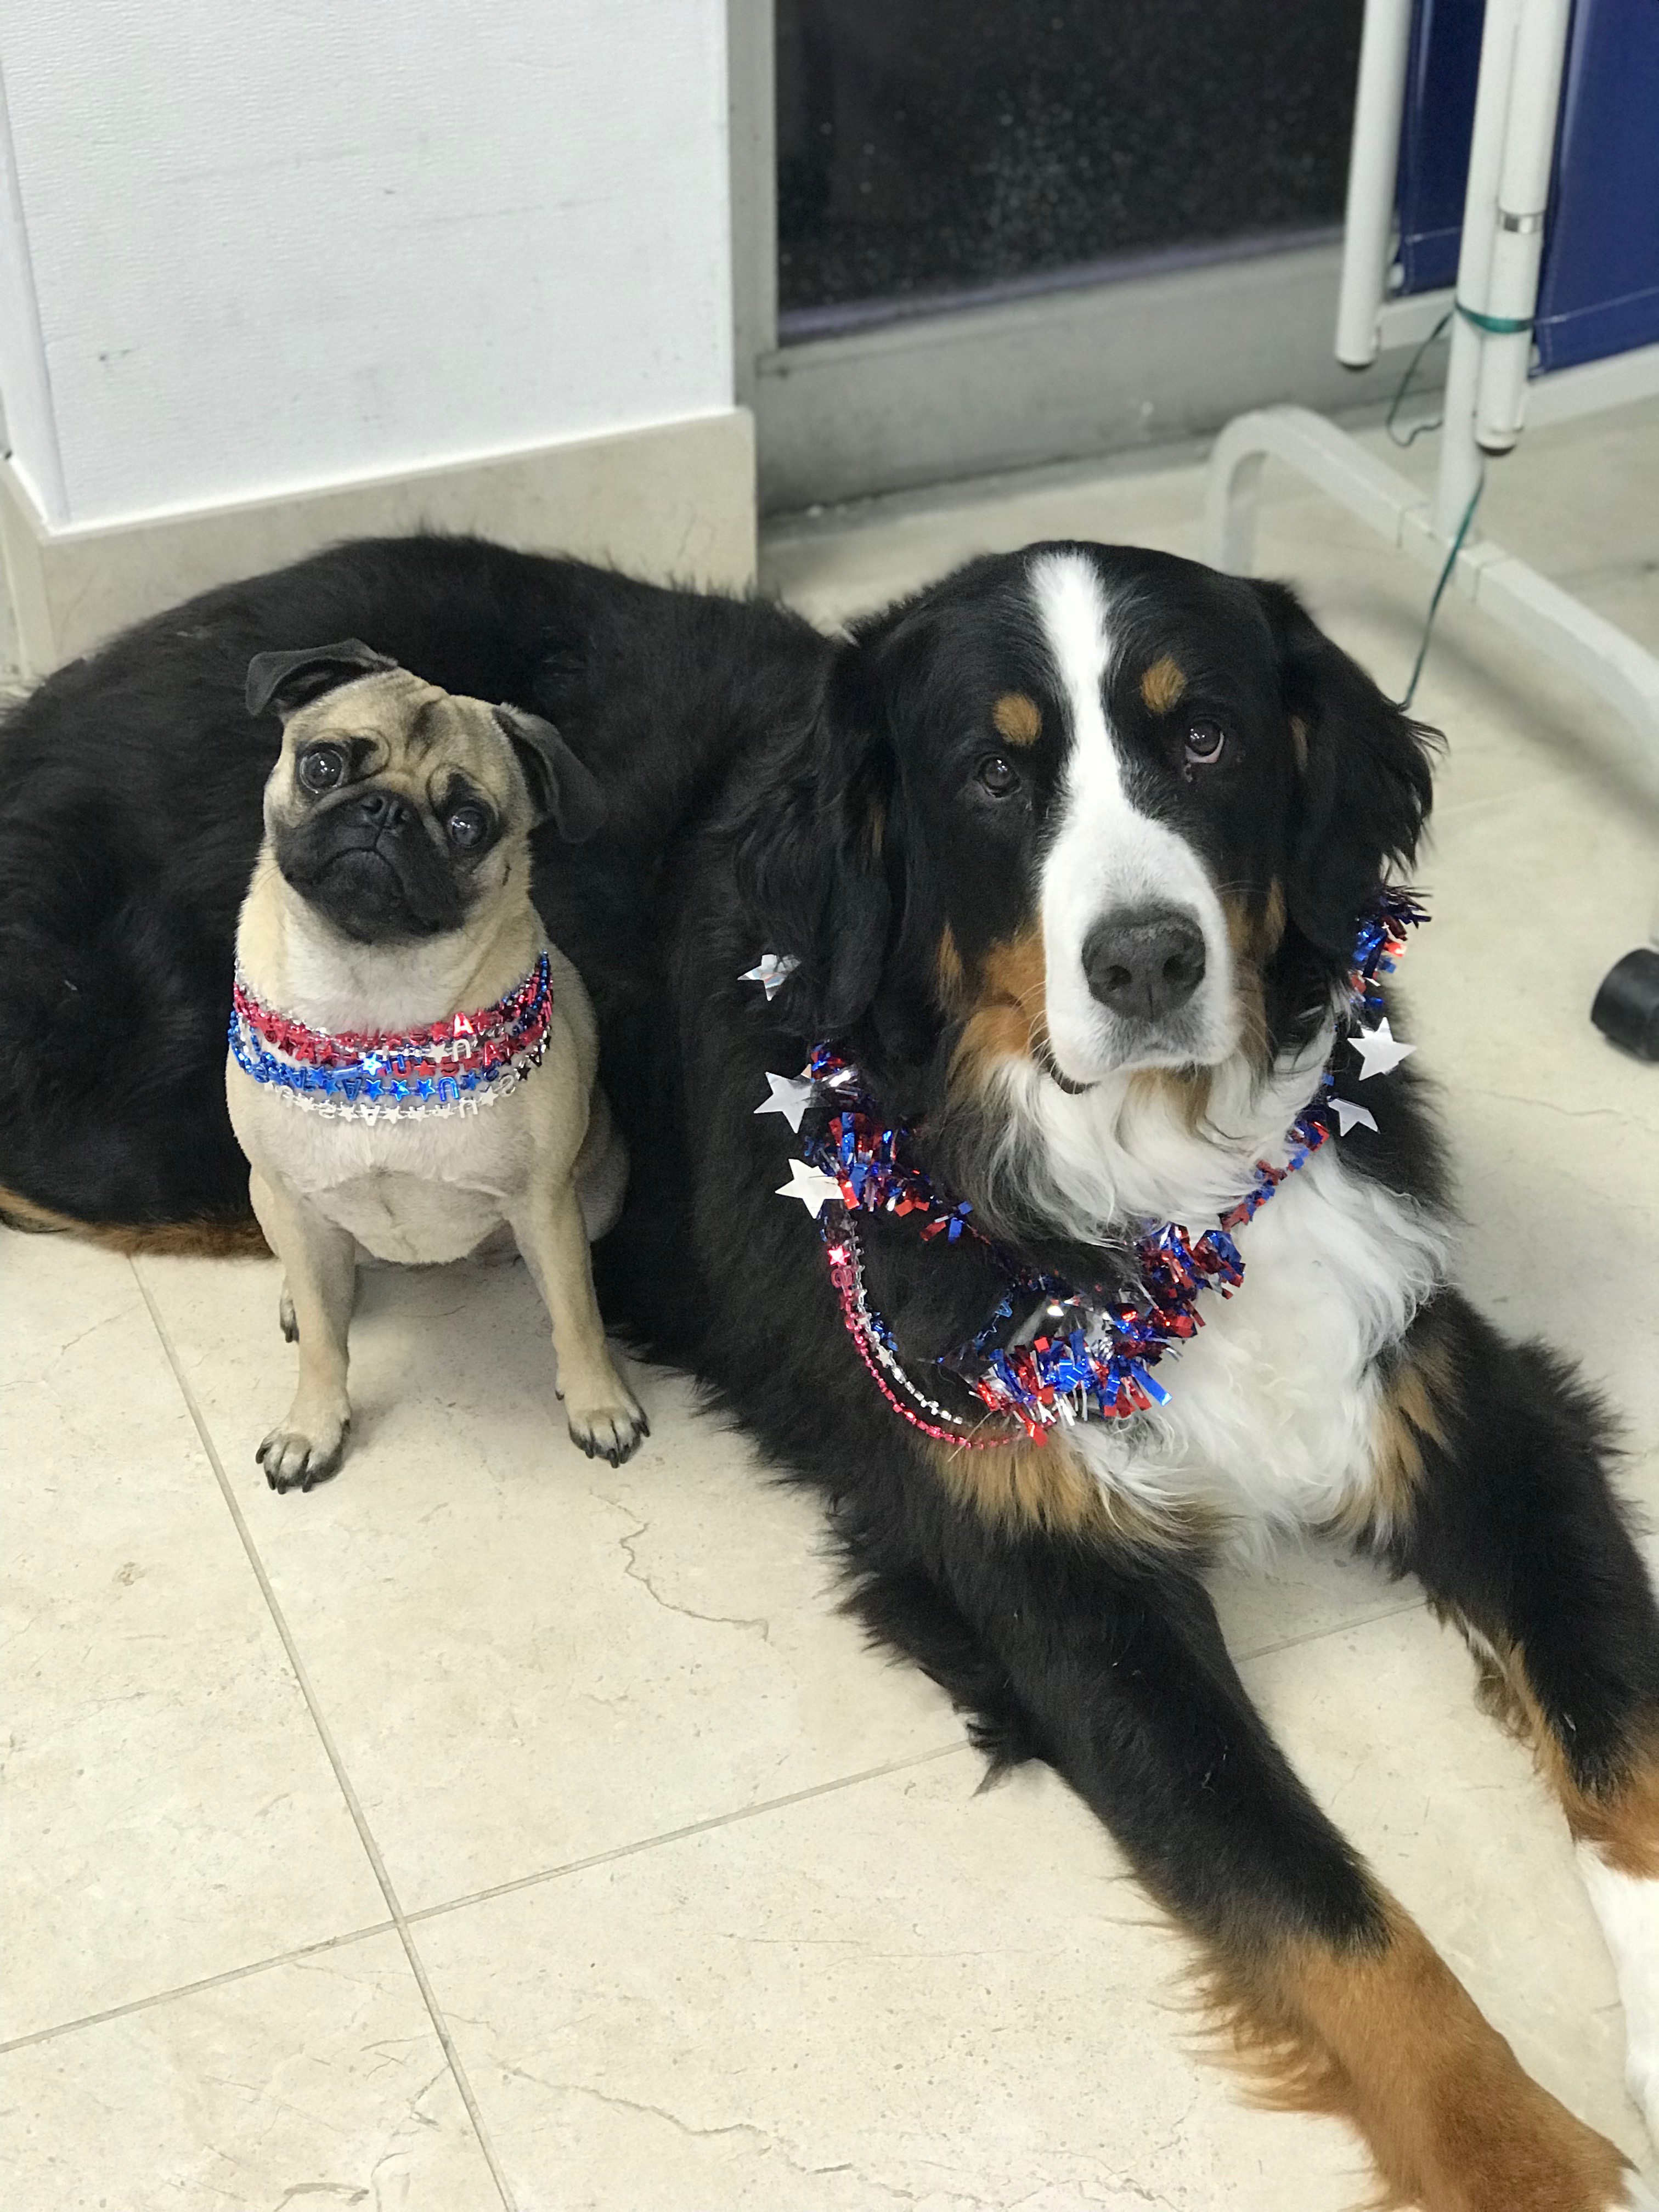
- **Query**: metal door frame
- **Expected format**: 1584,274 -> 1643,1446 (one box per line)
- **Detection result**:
729,0 -> 1438,514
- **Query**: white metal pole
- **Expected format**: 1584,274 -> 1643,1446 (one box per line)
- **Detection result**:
1335,0 -> 1416,367
1476,0 -> 1571,450
1435,0 -> 1524,538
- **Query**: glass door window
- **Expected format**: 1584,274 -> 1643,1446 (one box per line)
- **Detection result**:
776,0 -> 1364,337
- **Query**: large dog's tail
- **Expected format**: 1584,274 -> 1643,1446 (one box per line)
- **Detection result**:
0,1181 -> 266,1255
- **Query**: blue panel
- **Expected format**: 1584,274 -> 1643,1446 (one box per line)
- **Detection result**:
1534,0 -> 1659,370
1395,0 -> 1485,296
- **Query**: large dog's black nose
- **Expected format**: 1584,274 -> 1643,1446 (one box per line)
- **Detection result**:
354,789 -> 413,834
1082,907 -> 1207,1022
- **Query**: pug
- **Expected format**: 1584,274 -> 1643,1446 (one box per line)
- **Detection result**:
226,640 -> 647,1491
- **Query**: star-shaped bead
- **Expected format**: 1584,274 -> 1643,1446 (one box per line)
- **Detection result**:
754,1069 -> 816,1132
740,951 -> 800,1001
776,1159 -> 843,1216
1328,1096 -> 1379,1136
1351,1017 -> 1415,1081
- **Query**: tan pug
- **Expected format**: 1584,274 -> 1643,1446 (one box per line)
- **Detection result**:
227,640 -> 646,1491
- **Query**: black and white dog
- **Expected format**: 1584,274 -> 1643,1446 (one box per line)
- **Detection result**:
550,540 -> 1659,2212
5,534 -> 1658,2210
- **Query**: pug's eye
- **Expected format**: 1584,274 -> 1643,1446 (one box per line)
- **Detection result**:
297,744 -> 347,794
1183,719 -> 1227,770
447,802 -> 490,850
976,753 -> 1020,797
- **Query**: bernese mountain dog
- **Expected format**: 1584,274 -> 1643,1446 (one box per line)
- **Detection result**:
4,534 -> 1658,2210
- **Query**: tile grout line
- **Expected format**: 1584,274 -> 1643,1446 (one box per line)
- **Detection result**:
1232,1592 -> 1427,1669
402,1737 -> 975,1928
0,1920 -> 398,2057
130,1260 -> 521,2212
1,1743 -> 978,2058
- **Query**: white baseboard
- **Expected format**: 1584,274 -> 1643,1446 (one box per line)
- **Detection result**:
0,408 -> 757,678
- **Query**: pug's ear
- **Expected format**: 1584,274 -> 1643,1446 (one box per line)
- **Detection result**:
495,705 -> 606,843
1249,581 -> 1438,957
245,640 -> 398,720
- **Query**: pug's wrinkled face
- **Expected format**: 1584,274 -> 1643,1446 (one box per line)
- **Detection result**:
248,644 -> 602,946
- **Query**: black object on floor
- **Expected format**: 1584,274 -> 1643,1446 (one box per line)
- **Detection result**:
1591,947 -> 1659,1062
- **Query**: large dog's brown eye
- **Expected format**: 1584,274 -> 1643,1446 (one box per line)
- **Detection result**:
447,802 -> 490,849
977,753 -> 1020,797
296,744 -> 347,794
1183,720 -> 1226,770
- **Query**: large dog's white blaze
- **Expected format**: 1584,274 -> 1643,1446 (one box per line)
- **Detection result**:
1030,549 -> 1234,1082
1579,1849 -> 1659,2146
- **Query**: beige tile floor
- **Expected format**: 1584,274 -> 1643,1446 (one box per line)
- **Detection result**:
5,402 -> 1659,2209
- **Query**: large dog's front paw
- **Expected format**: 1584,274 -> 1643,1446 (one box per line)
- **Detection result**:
256,1411 -> 349,1493
565,1373 -> 649,1468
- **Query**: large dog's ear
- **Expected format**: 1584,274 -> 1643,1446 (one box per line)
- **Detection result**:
245,639 -> 397,720
494,704 -> 606,842
1251,581 -> 1438,957
733,630 -> 896,1036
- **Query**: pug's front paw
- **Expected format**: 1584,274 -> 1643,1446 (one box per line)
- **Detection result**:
257,1413 -> 349,1493
565,1380 -> 649,1469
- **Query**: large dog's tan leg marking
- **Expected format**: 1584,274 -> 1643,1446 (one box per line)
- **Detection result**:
247,1166 -> 357,1492
510,1176 -> 646,1468
923,1432 -> 1107,1538
922,1431 -> 1193,1549
1206,1900 -> 1637,2210
1331,1318 -> 1456,1544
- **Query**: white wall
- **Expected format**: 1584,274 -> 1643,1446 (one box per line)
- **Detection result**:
0,0 -> 734,531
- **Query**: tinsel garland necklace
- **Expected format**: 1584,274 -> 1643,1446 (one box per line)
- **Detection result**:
746,891 -> 1426,1448
229,952 -> 554,1122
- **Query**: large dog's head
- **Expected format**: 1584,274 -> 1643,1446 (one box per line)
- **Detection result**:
738,544 -> 1435,1234
246,641 -> 603,946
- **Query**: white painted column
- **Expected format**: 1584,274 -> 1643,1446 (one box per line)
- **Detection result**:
0,0 -> 753,670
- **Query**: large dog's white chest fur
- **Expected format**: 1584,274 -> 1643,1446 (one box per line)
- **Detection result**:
1069,1147 -> 1449,1553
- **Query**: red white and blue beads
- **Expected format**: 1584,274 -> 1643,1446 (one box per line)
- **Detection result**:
229,953 -> 554,1122
749,888 -> 1427,1447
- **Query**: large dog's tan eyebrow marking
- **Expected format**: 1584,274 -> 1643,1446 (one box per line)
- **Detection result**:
1139,655 -> 1187,713
991,692 -> 1042,747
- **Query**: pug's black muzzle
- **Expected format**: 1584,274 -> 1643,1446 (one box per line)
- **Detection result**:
276,789 -> 469,944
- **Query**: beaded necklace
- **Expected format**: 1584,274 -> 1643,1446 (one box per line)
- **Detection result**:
229,952 -> 553,1122
755,891 -> 1426,1448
